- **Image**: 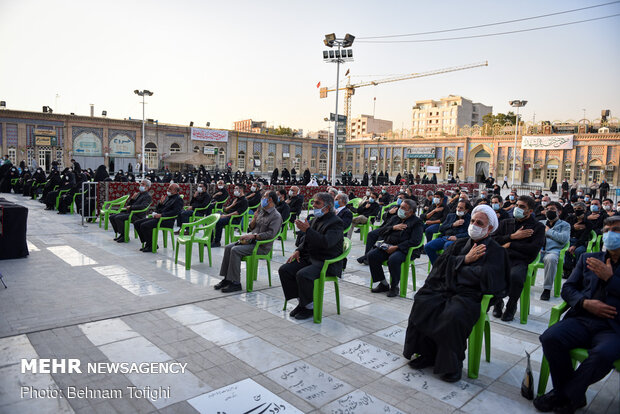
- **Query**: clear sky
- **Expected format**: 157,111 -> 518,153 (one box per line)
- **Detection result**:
1,0 -> 619,133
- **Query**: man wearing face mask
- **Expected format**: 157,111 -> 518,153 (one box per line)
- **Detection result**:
334,193 -> 353,231
424,200 -> 473,265
285,186 -> 303,222
404,205 -> 510,383
599,179 -> 610,200
558,197 -> 574,221
491,195 -> 509,223
534,216 -> 620,414
205,179 -> 229,215
421,191 -> 448,242
276,190 -> 291,224
378,186 -> 392,206
351,191 -> 381,231
535,195 -> 552,221
214,191 -> 282,293
133,183 -> 184,252
245,182 -> 262,210
564,202 -> 593,276
175,182 -> 211,232
587,199 -> 608,234
110,179 -> 153,242
539,202 -> 571,300
492,196 -> 546,321
279,193 -> 344,320
367,199 -> 424,297
502,192 -> 518,213
211,185 -> 249,247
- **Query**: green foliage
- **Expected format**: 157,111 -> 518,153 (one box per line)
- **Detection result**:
271,125 -> 294,136
483,111 -> 517,126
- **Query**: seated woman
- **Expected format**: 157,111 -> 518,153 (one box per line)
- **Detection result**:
403,204 -> 510,382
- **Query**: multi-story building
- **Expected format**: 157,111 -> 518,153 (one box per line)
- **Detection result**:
308,130 -> 333,141
411,95 -> 492,138
1,108 -> 618,188
350,115 -> 392,139
233,119 -> 266,134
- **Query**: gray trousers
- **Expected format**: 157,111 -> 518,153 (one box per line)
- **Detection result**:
542,251 -> 559,291
219,242 -> 271,284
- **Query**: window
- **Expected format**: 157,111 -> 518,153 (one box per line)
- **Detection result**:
253,151 -> 261,171
170,143 -> 181,153
204,145 -> 216,167
294,155 -> 301,171
145,142 -> 158,170
266,152 -> 275,172
534,169 -> 542,180
193,146 -> 200,153
319,153 -> 327,174
498,161 -> 504,173
8,147 -> 16,164
564,164 -> 571,181
575,166 -> 583,181
218,147 -> 226,169
237,151 -> 246,171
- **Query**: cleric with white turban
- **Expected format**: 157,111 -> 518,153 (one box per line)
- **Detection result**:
469,204 -> 499,240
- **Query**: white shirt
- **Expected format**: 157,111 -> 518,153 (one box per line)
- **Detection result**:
336,206 -> 346,214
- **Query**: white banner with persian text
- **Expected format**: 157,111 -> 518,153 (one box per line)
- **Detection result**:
522,135 -> 574,150
190,128 -> 228,142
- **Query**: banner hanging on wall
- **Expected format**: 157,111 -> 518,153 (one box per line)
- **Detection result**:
190,128 -> 228,142
521,135 -> 574,150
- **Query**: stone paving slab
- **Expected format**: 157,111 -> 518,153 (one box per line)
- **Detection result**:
0,192 -> 618,413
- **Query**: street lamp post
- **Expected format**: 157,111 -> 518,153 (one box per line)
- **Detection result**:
134,89 -> 154,177
323,33 -> 354,184
324,117 -> 331,182
509,100 -> 527,187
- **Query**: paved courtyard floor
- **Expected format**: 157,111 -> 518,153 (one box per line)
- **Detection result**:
0,192 -> 617,413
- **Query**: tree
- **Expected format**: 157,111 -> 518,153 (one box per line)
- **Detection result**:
482,111 -> 517,126
271,125 -> 294,136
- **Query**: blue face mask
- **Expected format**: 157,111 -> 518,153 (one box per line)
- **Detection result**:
509,195 -> 515,201
313,208 -> 325,218
513,207 -> 525,220
397,198 -> 403,206
591,205 -> 599,212
261,198 -> 268,208
492,203 -> 500,211
334,201 -> 340,209
368,198 -> 375,203
603,231 -> 620,250
397,208 -> 407,219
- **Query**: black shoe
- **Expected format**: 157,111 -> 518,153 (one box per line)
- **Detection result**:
214,279 -> 231,290
211,242 -> 221,247
354,229 -> 361,233
222,282 -> 242,293
492,301 -> 504,318
141,245 -> 153,252
408,355 -> 434,370
387,287 -> 399,297
501,301 -> 517,322
371,283 -> 390,293
533,390 -> 567,413
289,305 -> 303,317
116,237 -> 126,243
553,395 -> 587,414
440,370 -> 462,383
357,256 -> 366,264
294,308 -> 314,320
540,289 -> 551,301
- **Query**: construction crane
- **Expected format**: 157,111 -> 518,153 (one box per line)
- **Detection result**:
319,61 -> 488,139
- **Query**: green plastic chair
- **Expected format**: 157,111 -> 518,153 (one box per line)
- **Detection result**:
224,208 -> 250,245
55,188 -> 70,210
121,204 -> 151,242
188,204 -> 211,222
70,190 -> 86,214
427,232 -> 443,273
99,195 -> 130,230
247,202 -> 262,222
194,214 -> 220,266
241,230 -> 282,292
32,181 -> 45,200
586,230 -> 598,253
370,238 -> 425,298
283,238 -> 352,324
369,202 -> 397,232
467,294 -> 493,379
353,214 -> 376,244
348,198 -> 362,210
213,197 -> 228,213
174,215 -> 218,270
343,224 -> 352,235
278,218 -> 291,256
149,214 -> 178,253
520,253 -> 541,324
537,301 -> 620,396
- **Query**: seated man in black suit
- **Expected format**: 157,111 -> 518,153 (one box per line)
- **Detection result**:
351,191 -> 381,231
279,192 -> 344,320
367,199 -> 424,297
205,179 -> 228,215
110,179 -> 153,242
276,189 -> 291,224
286,186 -> 303,221
534,216 -> 620,413
211,185 -> 249,247
133,183 -> 184,252
176,181 -> 211,231
334,193 -> 353,231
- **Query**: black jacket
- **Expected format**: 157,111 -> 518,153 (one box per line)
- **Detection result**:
337,207 -> 353,230
355,201 -> 380,220
156,194 -> 184,218
493,215 -> 546,264
276,201 -> 291,223
212,187 -> 229,203
128,191 -> 152,212
378,214 -> 424,257
297,211 -> 344,276
288,194 -> 304,217
190,192 -> 211,209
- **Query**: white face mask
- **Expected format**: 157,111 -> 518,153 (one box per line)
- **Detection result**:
251,186 -> 256,192
541,201 -> 548,207
366,191 -> 370,196
166,191 -> 172,196
139,186 -> 146,192
456,210 -> 465,217
288,190 -> 294,196
468,223 -> 488,240
218,185 -> 224,189
197,187 -> 204,193
234,190 -> 240,197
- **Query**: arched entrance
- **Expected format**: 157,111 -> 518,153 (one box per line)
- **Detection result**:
469,145 -> 492,183
588,159 -> 603,184
475,161 -> 489,183
545,159 -> 559,188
